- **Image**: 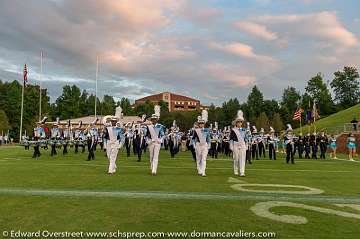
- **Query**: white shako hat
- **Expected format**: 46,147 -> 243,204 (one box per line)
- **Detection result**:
233,110 -> 244,125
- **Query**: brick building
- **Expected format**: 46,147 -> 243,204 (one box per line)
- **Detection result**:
133,92 -> 209,112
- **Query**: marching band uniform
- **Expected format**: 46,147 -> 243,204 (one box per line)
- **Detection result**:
32,118 -> 47,158
222,128 -> 231,157
229,110 -> 248,176
188,127 -> 197,161
318,132 -> 328,159
251,126 -> 259,160
192,110 -> 210,177
107,119 -> 125,174
258,128 -> 266,158
210,128 -> 220,159
133,124 -> 146,162
304,133 -> 311,159
245,123 -> 252,164
124,123 -> 133,157
310,133 -> 318,159
62,122 -> 72,155
267,127 -> 277,160
87,119 -> 98,161
284,124 -> 295,164
50,122 -> 61,157
296,134 -> 304,159
146,106 -> 165,176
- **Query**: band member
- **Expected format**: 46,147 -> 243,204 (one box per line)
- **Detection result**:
134,123 -> 146,162
347,133 -> 357,161
124,123 -> 133,157
296,133 -> 304,159
222,127 -> 231,157
146,105 -> 165,176
62,120 -> 72,155
284,124 -> 295,164
86,118 -> 98,161
318,131 -> 328,159
304,133 -> 311,159
74,121 -> 84,153
258,128 -> 266,158
169,120 -> 179,158
229,110 -> 248,177
245,122 -> 252,164
106,113 -> 125,174
188,125 -> 197,161
210,123 -> 220,159
268,127 -> 277,160
329,134 -> 338,159
310,132 -> 318,159
192,110 -> 210,177
251,126 -> 259,160
50,119 -> 61,157
32,117 -> 47,158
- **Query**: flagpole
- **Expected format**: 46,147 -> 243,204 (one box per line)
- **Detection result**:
95,56 -> 98,118
39,51 -> 43,121
300,114 -> 302,135
313,100 -> 316,134
19,70 -> 25,142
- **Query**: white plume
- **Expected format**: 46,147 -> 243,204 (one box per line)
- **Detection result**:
197,116 -> 202,121
215,122 -> 218,129
173,120 -> 176,127
201,109 -> 208,123
210,123 -> 213,129
237,110 -> 244,119
154,105 -> 161,117
115,106 -> 122,119
287,124 -> 293,131
270,126 -> 274,132
141,114 -> 146,122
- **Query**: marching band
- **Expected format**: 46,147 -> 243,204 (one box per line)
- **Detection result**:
19,105 -> 358,176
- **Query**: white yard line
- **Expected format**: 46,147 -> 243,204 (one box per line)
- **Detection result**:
0,187 -> 359,204
0,160 -> 354,173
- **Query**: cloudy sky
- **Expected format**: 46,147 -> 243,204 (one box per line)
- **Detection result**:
0,0 -> 359,105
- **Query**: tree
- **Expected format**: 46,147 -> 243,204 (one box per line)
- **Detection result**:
54,85 -> 82,119
305,73 -> 335,115
255,112 -> 270,130
0,110 -> 11,132
134,100 -> 154,117
331,66 -> 360,108
117,97 -> 134,115
101,95 -> 116,115
280,86 -> 301,123
271,113 -> 284,133
222,98 -> 241,126
262,99 -> 280,120
247,86 -> 264,122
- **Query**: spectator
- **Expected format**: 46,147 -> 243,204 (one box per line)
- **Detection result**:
351,117 -> 358,131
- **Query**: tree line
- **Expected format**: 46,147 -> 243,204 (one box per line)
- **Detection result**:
0,66 -> 359,139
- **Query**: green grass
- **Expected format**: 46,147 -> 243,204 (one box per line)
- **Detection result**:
0,145 -> 360,238
295,103 -> 360,134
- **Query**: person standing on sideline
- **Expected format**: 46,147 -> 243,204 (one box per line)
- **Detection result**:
329,134 -> 338,159
347,133 -> 357,161
146,105 -> 165,176
267,127 -> 277,160
284,124 -> 295,164
229,110 -> 248,177
319,130 -> 328,159
192,110 -> 211,177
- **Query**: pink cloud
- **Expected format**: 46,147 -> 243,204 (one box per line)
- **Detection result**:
255,11 -> 358,48
234,21 -> 278,41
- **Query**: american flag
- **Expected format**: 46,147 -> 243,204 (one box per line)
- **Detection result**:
23,64 -> 28,86
293,108 -> 304,121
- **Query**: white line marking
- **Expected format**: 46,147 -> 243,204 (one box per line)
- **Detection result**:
0,161 -> 354,173
0,188 -> 359,203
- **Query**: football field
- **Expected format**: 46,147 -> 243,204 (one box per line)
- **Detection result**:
0,145 -> 359,239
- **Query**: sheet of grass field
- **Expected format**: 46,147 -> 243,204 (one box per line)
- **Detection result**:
0,146 -> 359,239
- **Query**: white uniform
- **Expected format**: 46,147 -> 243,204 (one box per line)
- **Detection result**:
107,127 -> 124,174
193,128 -> 210,176
230,127 -> 247,176
146,123 -> 164,175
